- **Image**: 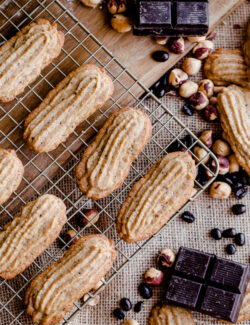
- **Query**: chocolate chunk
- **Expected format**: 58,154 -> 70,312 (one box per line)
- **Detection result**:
165,275 -> 203,309
138,1 -> 171,27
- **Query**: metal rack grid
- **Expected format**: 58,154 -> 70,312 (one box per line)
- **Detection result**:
0,0 -> 219,324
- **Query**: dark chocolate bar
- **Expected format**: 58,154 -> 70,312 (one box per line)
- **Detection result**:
165,247 -> 249,323
132,0 -> 209,37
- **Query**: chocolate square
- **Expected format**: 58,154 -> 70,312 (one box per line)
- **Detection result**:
138,1 -> 172,27
176,2 -> 209,26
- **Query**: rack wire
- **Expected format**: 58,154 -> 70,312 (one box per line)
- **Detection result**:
0,0 -> 219,324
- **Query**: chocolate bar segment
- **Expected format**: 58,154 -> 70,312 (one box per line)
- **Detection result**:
138,1 -> 172,27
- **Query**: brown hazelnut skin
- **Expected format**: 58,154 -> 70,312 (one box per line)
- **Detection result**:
144,267 -> 164,286
155,37 -> 169,45
210,181 -> 231,199
189,91 -> 209,110
179,81 -> 198,98
198,79 -> 214,98
187,36 -> 206,42
217,155 -> 230,175
193,146 -> 209,164
228,154 -> 240,173
193,40 -> 214,59
81,209 -> 99,228
157,248 -> 175,268
182,58 -> 201,76
169,68 -> 188,88
212,139 -> 231,157
203,105 -> 219,122
168,37 -> 185,54
199,130 -> 213,148
111,14 -> 131,33
123,320 -> 139,325
62,230 -> 78,246
107,0 -> 127,14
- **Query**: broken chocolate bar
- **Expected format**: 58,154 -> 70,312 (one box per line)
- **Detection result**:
132,0 -> 209,37
165,247 -> 249,323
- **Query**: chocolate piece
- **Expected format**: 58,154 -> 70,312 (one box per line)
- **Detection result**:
133,0 -> 209,37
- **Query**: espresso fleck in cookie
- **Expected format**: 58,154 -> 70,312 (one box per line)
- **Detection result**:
76,107 -> 152,199
149,304 -> 194,325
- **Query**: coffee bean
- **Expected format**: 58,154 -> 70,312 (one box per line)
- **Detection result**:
232,204 -> 246,215
222,228 -> 236,238
196,165 -> 208,186
182,135 -> 195,148
138,283 -> 152,299
152,50 -> 169,62
168,140 -> 182,153
235,233 -> 245,246
113,308 -> 125,320
134,301 -> 144,313
226,244 -> 236,255
211,228 -> 222,240
234,185 -> 248,200
155,88 -> 166,98
120,298 -> 132,311
181,211 -> 195,223
182,104 -> 194,116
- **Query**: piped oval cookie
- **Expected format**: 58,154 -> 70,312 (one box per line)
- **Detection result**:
25,234 -> 117,325
0,148 -> 24,205
149,304 -> 194,325
0,19 -> 64,102
76,107 -> 152,199
117,152 -> 196,243
23,64 -> 114,153
0,194 -> 67,279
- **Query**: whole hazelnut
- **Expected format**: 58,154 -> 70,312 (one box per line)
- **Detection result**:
212,139 -> 231,156
107,0 -> 127,14
62,229 -> 78,246
168,37 -> 185,54
217,155 -> 230,175
209,96 -> 217,105
144,267 -> 164,286
168,68 -> 188,88
123,320 -> 139,325
111,14 -> 131,33
80,0 -> 102,8
228,154 -> 240,173
157,248 -> 175,268
198,79 -> 214,98
187,36 -> 206,42
203,105 -> 219,122
179,81 -> 198,98
193,40 -> 214,59
155,37 -> 169,45
199,130 -> 213,148
83,294 -> 100,306
210,181 -> 231,199
81,209 -> 100,228
182,58 -> 201,76
193,146 -> 209,164
189,91 -> 209,110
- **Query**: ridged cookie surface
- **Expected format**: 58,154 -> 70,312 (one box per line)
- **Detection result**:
0,19 -> 64,102
76,107 -> 152,199
204,49 -> 250,89
117,152 -> 196,243
24,64 -> 114,153
25,234 -> 117,325
149,304 -> 194,325
0,194 -> 66,279
217,85 -> 250,175
0,148 -> 24,205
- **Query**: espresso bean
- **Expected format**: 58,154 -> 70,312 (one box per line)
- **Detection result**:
211,228 -> 222,240
222,228 -> 236,238
181,211 -> 195,223
152,50 -> 169,62
138,283 -> 152,299
182,104 -> 194,116
232,204 -> 246,215
226,244 -> 236,255
235,233 -> 245,246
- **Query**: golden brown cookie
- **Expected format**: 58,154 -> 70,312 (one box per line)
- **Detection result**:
25,234 -> 117,325
243,21 -> 250,66
204,49 -> 250,89
217,85 -> 250,175
76,107 -> 152,199
0,148 -> 24,205
117,152 -> 196,243
23,64 -> 114,153
0,194 -> 66,279
0,19 -> 64,102
149,304 -> 194,325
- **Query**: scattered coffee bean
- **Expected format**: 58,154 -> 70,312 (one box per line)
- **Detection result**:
216,174 -> 234,187
196,165 -> 208,186
167,140 -> 182,153
239,170 -> 250,186
138,283 -> 152,299
113,308 -> 125,320
120,298 -> 132,311
155,88 -> 166,98
222,228 -> 236,238
182,104 -> 194,116
152,50 -> 169,62
181,211 -> 195,223
226,244 -> 236,255
232,204 -> 246,215
134,301 -> 144,313
234,185 -> 248,200
182,135 -> 195,148
211,228 -> 222,240
235,233 -> 245,246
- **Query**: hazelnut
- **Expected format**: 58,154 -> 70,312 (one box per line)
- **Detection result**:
155,37 -> 169,45
83,294 -> 100,306
193,40 -> 214,59
217,155 -> 230,175
193,146 -> 209,164
107,0 -> 127,14
228,154 -> 240,173
187,36 -> 206,42
179,81 -> 198,98
210,181 -> 231,199
168,37 -> 185,54
80,0 -> 102,8
62,230 -> 78,246
182,58 -> 201,76
212,139 -> 231,156
144,267 -> 164,286
168,69 -> 188,88
203,105 -> 219,122
157,248 -> 175,268
199,130 -> 213,148
209,96 -> 217,105
123,320 -> 139,325
198,79 -> 214,98
206,31 -> 217,41
111,14 -> 131,33
189,91 -> 209,110
81,209 -> 99,228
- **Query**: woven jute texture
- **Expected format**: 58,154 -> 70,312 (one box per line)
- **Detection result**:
68,2 -> 250,325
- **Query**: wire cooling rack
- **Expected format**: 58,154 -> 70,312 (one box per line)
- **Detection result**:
0,0 -> 219,324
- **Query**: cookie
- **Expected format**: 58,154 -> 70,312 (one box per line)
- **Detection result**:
243,21 -> 250,66
149,304 -> 194,325
0,194 -> 66,279
23,64 -> 114,153
117,152 -> 196,243
217,85 -> 250,175
0,19 -> 64,102
25,234 -> 117,325
76,107 -> 152,199
204,49 -> 250,89
0,148 -> 24,205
